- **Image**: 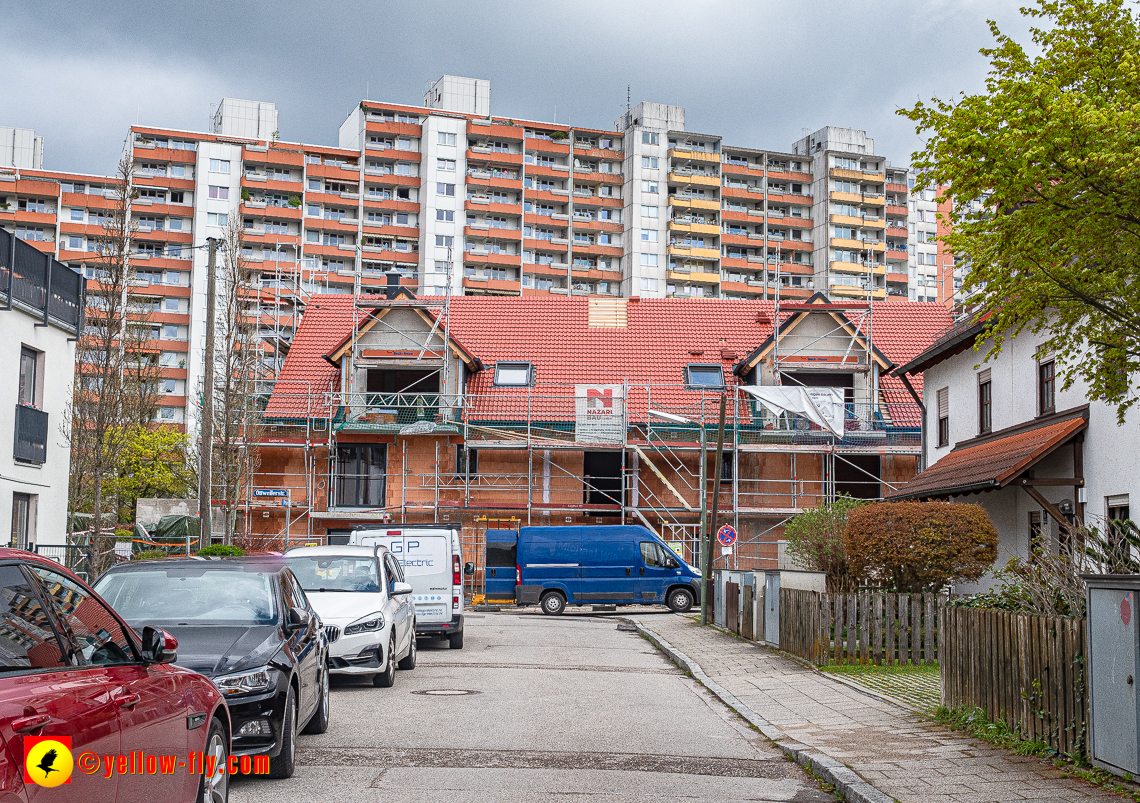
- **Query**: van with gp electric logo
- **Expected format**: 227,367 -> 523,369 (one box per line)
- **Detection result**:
348,526 -> 467,649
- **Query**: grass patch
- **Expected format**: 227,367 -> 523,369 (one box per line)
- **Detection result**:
823,662 -> 938,676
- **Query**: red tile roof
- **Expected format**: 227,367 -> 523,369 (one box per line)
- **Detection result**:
265,295 -> 954,421
886,410 -> 1088,500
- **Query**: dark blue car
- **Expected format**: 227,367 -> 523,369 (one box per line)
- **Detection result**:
496,525 -> 702,615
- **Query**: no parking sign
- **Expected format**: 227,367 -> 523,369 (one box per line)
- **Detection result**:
716,524 -> 737,546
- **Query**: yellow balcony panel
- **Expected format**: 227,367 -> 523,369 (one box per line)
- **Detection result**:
668,269 -> 721,283
829,214 -> 864,227
861,217 -> 886,229
829,237 -> 865,250
667,245 -> 721,260
830,261 -> 886,276
668,148 -> 720,164
667,172 -> 721,187
862,170 -> 886,181
667,220 -> 721,236
829,168 -> 864,180
669,196 -> 720,211
829,191 -> 862,204
861,194 -> 886,207
830,283 -> 887,300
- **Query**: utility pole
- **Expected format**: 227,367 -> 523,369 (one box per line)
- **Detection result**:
199,237 -> 218,549
700,394 -> 728,626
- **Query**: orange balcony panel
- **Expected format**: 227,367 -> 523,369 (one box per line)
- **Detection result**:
305,191 -> 358,206
570,266 -> 622,281
777,286 -> 813,299
15,211 -> 56,226
303,243 -> 357,259
134,176 -> 194,191
14,179 -> 59,197
243,147 -> 305,167
524,238 -> 567,252
572,194 -> 605,208
886,250 -> 908,261
365,121 -> 422,137
264,178 -> 304,194
57,249 -> 88,262
886,183 -> 908,194
885,205 -> 907,217
473,202 -> 524,217
361,223 -> 418,238
574,147 -> 622,161
571,218 -> 621,233
573,243 -> 622,258
61,192 -> 113,210
525,164 -> 567,180
462,276 -> 521,295
21,240 -> 54,254
362,198 -> 419,212
770,239 -> 811,252
526,189 -> 568,205
243,231 -> 301,246
365,149 -> 422,163
305,163 -> 362,180
526,137 -> 570,155
135,202 -> 192,218
363,174 -> 419,188
528,262 -> 570,278
135,229 -> 193,244
467,149 -> 524,167
885,227 -> 908,238
483,175 -> 523,192
465,226 -> 522,241
767,170 -> 812,184
721,185 -> 759,200
464,251 -> 522,269
886,272 -> 908,284
766,192 -> 812,205
483,123 -> 526,141
307,217 -> 359,233
143,146 -> 198,165
720,232 -> 756,247
720,280 -> 765,296
260,204 -> 304,220
721,162 -> 765,178
720,209 -> 757,224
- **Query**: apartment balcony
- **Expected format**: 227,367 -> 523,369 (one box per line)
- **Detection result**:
0,233 -> 84,334
365,120 -> 422,137
886,272 -> 909,284
886,183 -> 908,194
886,226 -> 908,238
14,404 -> 48,464
668,147 -> 720,164
830,261 -> 886,276
829,238 -> 885,252
668,195 -> 720,211
667,269 -> 721,283
668,220 -> 720,236
667,244 -> 720,261
526,135 -> 571,155
829,191 -> 862,204
829,168 -> 867,181
886,249 -> 908,261
885,205 -> 907,217
668,171 -> 720,187
462,276 -> 521,295
830,284 -> 886,300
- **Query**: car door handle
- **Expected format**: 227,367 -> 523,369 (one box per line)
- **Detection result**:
625,568 -> 631,576
112,693 -> 141,709
490,568 -> 496,577
639,568 -> 645,576
12,714 -> 50,733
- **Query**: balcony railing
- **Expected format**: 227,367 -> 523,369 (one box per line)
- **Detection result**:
0,230 -> 84,334
14,404 -> 48,464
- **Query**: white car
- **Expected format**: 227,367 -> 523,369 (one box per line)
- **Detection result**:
285,545 -> 416,687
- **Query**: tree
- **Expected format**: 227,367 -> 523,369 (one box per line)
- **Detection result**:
66,153 -> 160,572
783,495 -> 863,592
210,219 -> 265,544
844,502 -> 999,592
101,425 -> 196,522
901,0 -> 1140,421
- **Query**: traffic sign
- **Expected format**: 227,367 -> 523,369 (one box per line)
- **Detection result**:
716,524 -> 737,546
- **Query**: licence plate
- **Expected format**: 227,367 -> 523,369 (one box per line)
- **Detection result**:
416,605 -> 447,618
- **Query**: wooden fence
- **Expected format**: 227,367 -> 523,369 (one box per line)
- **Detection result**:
780,588 -> 940,665
940,606 -> 1087,755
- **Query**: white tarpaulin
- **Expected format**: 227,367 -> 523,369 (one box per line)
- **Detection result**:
738,386 -> 846,436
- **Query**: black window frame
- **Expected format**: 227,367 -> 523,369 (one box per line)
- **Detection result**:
936,387 -> 949,448
18,347 -> 38,407
332,444 -> 387,508
493,361 -> 534,387
456,446 -> 478,476
1038,360 -> 1056,416
685,363 -> 725,390
978,378 -> 992,435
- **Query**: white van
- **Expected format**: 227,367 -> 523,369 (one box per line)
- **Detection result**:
349,526 -> 466,649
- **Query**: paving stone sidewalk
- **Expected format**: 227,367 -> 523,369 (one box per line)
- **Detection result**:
628,613 -> 1121,803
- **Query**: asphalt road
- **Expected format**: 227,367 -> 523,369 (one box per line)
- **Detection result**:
231,609 -> 831,802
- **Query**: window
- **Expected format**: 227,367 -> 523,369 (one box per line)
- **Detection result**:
207,212 -> 228,227
641,157 -> 659,169
456,446 -> 478,477
208,185 -> 229,200
11,493 -> 34,550
936,387 -> 949,447
438,132 -> 456,146
333,445 -> 387,507
640,277 -> 658,292
641,181 -> 658,193
69,208 -> 84,221
435,235 -> 453,247
641,132 -> 659,145
640,205 -> 658,218
1108,495 -> 1131,547
170,191 -> 184,203
0,565 -> 66,670
978,369 -> 992,434
436,209 -> 453,222
436,183 -> 455,196
640,228 -> 658,243
209,159 -> 230,173
686,364 -> 724,389
639,541 -> 673,568
18,347 -> 38,407
1038,360 -> 1056,415
437,158 -> 456,172
640,253 -> 658,267
31,566 -> 137,666
162,379 -> 176,393
493,361 -> 533,387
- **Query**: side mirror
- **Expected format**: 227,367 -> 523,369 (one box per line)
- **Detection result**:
286,606 -> 311,632
665,557 -> 680,570
464,562 -> 475,576
141,626 -> 177,664
391,581 -> 413,596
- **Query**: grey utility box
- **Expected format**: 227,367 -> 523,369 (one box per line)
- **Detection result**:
762,569 -> 826,648
1084,574 -> 1140,777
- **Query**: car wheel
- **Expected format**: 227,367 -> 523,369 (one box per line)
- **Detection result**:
541,592 -> 566,616
268,685 -> 297,779
398,632 -> 417,669
373,635 -> 396,687
667,588 -> 695,613
448,630 -> 464,649
302,666 -> 330,734
197,716 -> 229,803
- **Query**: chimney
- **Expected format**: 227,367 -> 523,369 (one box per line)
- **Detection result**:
385,272 -> 400,299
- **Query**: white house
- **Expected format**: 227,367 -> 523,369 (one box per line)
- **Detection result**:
0,230 -> 82,550
888,315 -> 1137,592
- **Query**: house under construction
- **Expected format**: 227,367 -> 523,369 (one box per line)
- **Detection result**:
251,291 -> 952,572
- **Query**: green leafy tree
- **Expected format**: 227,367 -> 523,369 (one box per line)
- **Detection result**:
102,425 -> 196,522
783,495 -> 863,592
901,0 -> 1140,420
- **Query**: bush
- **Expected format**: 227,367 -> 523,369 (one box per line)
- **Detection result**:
287,195 -> 301,207
783,495 -> 863,592
844,501 -> 998,592
198,544 -> 245,557
114,529 -> 134,542
133,550 -> 168,561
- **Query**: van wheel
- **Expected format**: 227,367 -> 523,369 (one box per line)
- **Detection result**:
541,592 -> 566,616
667,588 -> 694,613
448,631 -> 463,649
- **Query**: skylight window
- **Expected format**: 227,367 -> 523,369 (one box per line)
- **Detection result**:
494,361 -> 534,387
686,364 -> 725,389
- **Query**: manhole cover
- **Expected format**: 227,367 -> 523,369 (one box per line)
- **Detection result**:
411,689 -> 481,696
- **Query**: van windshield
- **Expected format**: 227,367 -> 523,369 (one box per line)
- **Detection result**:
286,556 -> 381,592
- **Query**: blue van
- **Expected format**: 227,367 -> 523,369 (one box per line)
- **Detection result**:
504,525 -> 702,615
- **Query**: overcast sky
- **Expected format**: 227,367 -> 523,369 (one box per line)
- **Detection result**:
1,0 -> 1033,176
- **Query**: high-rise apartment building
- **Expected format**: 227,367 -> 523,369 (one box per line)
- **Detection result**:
0,76 -> 918,440
0,127 -> 43,170
907,170 -> 941,303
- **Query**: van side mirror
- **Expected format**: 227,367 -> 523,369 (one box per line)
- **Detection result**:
665,557 -> 680,569
464,562 -> 475,576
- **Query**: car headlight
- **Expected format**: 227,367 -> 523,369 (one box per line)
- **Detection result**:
344,613 -> 385,635
214,666 -> 274,697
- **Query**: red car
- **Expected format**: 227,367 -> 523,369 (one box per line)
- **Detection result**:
0,549 -> 231,802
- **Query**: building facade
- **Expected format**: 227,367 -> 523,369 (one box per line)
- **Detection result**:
0,230 -> 84,548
